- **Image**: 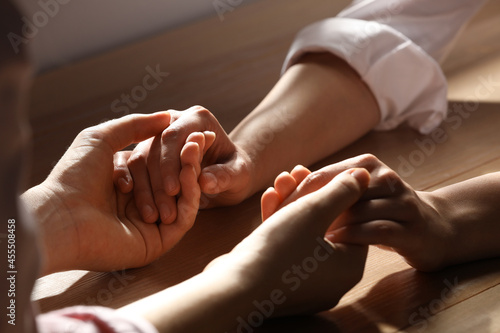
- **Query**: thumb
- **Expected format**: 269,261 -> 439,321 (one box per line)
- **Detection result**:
292,168 -> 370,235
79,112 -> 171,154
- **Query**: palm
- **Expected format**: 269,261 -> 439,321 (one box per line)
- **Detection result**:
46,126 -> 185,271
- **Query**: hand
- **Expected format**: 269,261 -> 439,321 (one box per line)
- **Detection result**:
22,112 -> 209,274
113,106 -> 256,224
271,154 -> 449,271
206,168 -> 370,317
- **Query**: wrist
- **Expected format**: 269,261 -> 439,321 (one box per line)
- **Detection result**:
233,141 -> 267,195
419,189 -> 468,270
230,129 -> 287,196
120,267 -> 260,333
21,183 -> 76,275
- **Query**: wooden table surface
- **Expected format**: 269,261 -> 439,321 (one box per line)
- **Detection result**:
29,0 -> 500,332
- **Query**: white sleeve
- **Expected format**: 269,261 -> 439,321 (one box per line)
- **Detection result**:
282,0 -> 488,134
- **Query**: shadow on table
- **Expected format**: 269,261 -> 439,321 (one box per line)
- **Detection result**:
254,257 -> 500,332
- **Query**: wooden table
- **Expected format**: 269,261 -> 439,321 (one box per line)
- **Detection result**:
30,0 -> 500,332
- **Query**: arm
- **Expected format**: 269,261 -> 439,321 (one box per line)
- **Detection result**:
269,154 -> 500,271
237,0 -> 489,192
420,172 -> 500,267
118,169 -> 370,332
333,169 -> 500,271
120,0 -> 488,211
228,52 -> 380,196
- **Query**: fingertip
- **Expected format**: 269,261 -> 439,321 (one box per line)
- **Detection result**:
164,176 -> 181,196
152,110 -> 172,124
159,202 -> 173,224
274,171 -> 297,201
141,204 -> 159,224
199,170 -> 218,194
200,164 -> 232,194
181,141 -> 201,166
203,131 -> 216,152
118,176 -> 133,193
261,187 -> 281,221
290,165 -> 311,184
292,164 -> 311,173
347,168 -> 370,190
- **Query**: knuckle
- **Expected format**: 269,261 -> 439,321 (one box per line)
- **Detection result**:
378,168 -> 404,192
301,171 -> 331,191
161,126 -> 181,142
192,105 -> 211,116
77,127 -> 104,142
355,153 -> 379,166
379,168 -> 400,183
127,152 -> 147,168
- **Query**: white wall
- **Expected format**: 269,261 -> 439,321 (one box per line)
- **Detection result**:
15,0 -> 256,72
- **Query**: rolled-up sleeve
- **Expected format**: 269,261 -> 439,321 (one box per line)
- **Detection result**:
282,0 -> 488,134
37,306 -> 158,333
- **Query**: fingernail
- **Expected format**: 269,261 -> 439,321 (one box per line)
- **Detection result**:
118,177 -> 129,190
142,205 -> 154,221
203,172 -> 217,192
348,168 -> 366,181
165,176 -> 178,195
159,203 -> 171,224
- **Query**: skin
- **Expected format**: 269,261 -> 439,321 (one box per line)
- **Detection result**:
266,154 -> 500,272
115,52 -> 381,219
4,3 -> 372,330
21,113 -> 215,275
118,169 -> 370,332
13,105 -> 371,330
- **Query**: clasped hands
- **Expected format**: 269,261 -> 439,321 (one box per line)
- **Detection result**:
24,105 -> 450,316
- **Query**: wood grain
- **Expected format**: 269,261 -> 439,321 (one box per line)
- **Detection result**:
29,0 -> 500,332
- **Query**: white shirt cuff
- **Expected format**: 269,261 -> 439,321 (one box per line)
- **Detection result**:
282,17 -> 448,134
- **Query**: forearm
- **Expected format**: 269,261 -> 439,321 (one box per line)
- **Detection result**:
230,53 -> 380,194
425,172 -> 500,266
118,270 -> 256,333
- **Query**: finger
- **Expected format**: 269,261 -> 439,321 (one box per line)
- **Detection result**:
153,133 -> 206,225
199,163 -> 235,195
88,111 -> 171,154
289,165 -> 311,185
113,150 -> 133,193
280,154 -> 400,207
128,139 -> 158,223
274,172 -> 298,201
202,131 -> 216,154
172,144 -> 202,236
185,132 -> 206,171
330,196 -> 420,231
326,219 -> 407,250
359,167 -> 409,200
181,142 -> 202,170
267,168 -> 370,236
279,167 -> 337,208
160,106 -> 217,196
261,187 -> 281,221
149,134 -> 177,224
270,166 -> 310,211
